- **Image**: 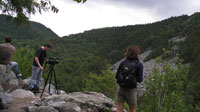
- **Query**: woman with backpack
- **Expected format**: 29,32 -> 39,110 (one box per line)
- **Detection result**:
115,45 -> 143,112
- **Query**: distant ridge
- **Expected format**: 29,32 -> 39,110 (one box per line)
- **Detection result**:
0,14 -> 60,41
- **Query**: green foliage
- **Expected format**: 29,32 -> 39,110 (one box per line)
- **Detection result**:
184,54 -> 200,112
0,14 -> 59,42
59,14 -> 200,110
62,15 -> 188,63
83,68 -> 117,99
12,47 -> 34,79
0,0 -> 58,24
0,0 -> 87,24
73,0 -> 87,3
138,50 -> 189,112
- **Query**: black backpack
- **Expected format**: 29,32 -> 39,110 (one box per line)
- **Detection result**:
116,60 -> 138,89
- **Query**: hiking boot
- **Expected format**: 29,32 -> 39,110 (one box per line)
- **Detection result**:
18,73 -> 22,77
34,85 -> 39,91
29,87 -> 40,94
16,73 -> 22,78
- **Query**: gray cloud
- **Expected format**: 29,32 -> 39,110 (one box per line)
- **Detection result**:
61,0 -> 200,20
88,0 -> 200,18
102,0 -> 189,9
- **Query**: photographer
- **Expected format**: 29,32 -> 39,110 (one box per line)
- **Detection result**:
29,44 -> 52,93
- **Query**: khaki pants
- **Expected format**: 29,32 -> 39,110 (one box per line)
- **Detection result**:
116,86 -> 138,106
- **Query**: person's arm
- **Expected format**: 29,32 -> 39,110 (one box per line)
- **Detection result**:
35,57 -> 44,70
136,62 -> 143,83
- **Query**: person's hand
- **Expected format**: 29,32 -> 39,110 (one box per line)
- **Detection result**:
40,66 -> 44,71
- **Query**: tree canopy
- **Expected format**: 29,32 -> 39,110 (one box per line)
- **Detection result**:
0,0 -> 86,24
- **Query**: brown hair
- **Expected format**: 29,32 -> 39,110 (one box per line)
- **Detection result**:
44,44 -> 52,49
124,45 -> 140,60
5,36 -> 12,43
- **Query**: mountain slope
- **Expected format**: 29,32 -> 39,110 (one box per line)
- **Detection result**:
0,14 -> 59,42
60,12 -> 200,111
61,14 -> 189,63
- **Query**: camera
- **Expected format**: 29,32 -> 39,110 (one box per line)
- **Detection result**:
46,58 -> 59,65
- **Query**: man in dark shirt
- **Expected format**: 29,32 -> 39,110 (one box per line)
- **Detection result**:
29,44 -> 52,92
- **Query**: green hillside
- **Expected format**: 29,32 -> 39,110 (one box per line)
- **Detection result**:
0,14 -> 59,47
1,12 -> 200,111
62,14 -> 189,63
60,12 -> 200,111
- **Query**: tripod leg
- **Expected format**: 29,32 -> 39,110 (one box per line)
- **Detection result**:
53,70 -> 59,94
49,70 -> 53,94
40,70 -> 51,98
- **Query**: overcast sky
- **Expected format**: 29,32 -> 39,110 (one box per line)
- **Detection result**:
30,0 -> 200,37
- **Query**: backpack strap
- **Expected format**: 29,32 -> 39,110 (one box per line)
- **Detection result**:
129,60 -> 138,75
123,59 -> 138,74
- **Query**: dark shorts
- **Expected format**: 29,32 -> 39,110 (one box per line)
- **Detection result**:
116,86 -> 138,106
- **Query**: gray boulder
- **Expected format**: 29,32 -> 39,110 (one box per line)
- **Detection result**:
0,92 -> 13,104
0,85 -> 4,92
0,108 -> 27,112
51,102 -> 81,112
0,64 -> 16,85
0,64 -> 19,93
32,92 -> 116,112
9,89 -> 35,98
28,106 -> 59,112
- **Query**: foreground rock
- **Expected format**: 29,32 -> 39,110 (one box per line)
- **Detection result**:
1,92 -> 116,112
31,92 -> 116,112
0,64 -> 116,112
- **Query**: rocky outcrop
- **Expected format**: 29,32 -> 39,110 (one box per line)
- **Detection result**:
31,92 -> 115,112
1,91 -> 116,112
0,64 -> 18,86
0,64 -> 116,112
9,89 -> 35,99
168,36 -> 186,43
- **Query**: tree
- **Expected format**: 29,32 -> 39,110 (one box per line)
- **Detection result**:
12,47 -> 34,79
83,68 -> 117,99
0,0 -> 87,24
138,50 -> 189,112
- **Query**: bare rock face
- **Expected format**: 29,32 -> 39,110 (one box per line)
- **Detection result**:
0,64 -> 19,92
0,85 -> 4,92
0,92 -> 13,104
28,106 -> 59,112
0,108 -> 27,112
31,92 -> 116,112
9,89 -> 35,98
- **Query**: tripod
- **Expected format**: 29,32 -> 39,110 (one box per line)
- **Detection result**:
40,63 -> 58,98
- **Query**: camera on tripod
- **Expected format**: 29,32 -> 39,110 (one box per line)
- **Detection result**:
46,58 -> 59,65
41,57 -> 59,98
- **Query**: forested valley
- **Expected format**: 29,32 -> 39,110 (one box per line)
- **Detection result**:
1,12 -> 200,111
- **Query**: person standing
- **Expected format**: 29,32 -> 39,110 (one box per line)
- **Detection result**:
115,45 -> 143,112
29,44 -> 52,93
0,37 -> 21,78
